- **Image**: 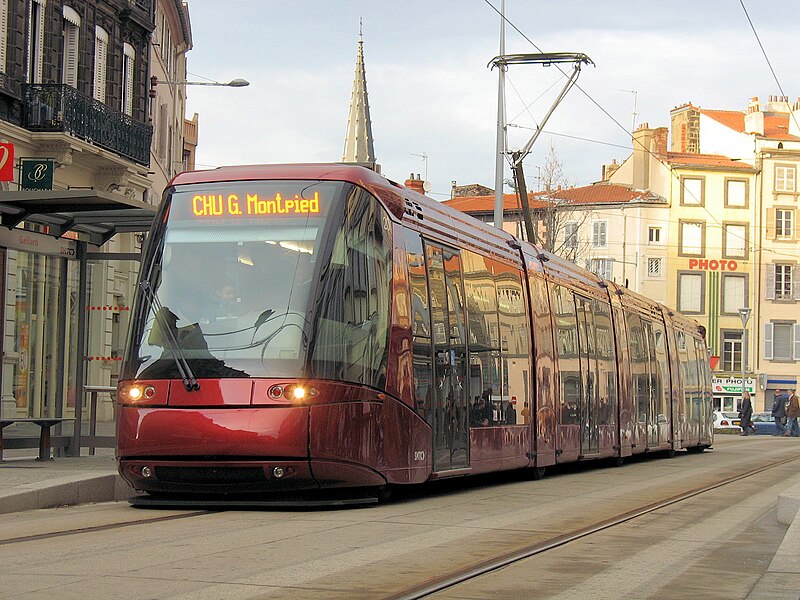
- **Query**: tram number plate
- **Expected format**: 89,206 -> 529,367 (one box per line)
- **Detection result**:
414,451 -> 425,461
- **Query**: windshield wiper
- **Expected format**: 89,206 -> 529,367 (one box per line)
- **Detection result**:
140,281 -> 200,391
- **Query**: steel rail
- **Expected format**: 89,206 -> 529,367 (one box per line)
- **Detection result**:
386,454 -> 800,600
0,510 -> 212,546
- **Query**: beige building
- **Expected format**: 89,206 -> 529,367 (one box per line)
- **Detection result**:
609,96 -> 800,412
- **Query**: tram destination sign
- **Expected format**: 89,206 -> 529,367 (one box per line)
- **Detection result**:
191,191 -> 321,218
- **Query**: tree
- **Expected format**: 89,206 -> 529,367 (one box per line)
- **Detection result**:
533,144 -> 592,263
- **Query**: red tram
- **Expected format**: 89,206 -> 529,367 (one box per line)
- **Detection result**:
116,163 -> 713,500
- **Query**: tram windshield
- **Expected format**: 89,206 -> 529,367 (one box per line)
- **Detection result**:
124,179 -> 392,386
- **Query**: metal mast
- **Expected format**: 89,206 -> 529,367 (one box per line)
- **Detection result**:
492,0 -> 507,229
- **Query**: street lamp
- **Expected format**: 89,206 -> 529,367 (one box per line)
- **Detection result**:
152,76 -> 250,87
149,76 -> 250,97
738,306 -> 752,409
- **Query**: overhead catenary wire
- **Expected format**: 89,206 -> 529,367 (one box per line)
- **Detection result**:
481,0 -> 795,256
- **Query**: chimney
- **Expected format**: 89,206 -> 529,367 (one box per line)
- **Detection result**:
632,123 -> 654,190
405,173 -> 426,195
744,97 -> 764,135
602,159 -> 620,181
653,127 -> 668,157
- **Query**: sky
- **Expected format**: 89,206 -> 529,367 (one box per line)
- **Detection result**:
183,1 -> 798,200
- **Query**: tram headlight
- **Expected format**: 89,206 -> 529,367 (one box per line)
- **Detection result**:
120,383 -> 157,404
292,386 -> 306,400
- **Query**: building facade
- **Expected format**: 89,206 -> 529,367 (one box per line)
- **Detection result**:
0,0 -> 192,453
608,98 -> 800,412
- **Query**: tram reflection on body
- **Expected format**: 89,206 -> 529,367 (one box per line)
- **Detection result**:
116,164 -> 712,500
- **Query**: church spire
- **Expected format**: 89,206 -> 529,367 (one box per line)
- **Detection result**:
342,23 -> 376,167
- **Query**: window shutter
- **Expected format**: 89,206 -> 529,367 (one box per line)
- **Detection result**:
124,57 -> 134,115
793,265 -> 800,301
794,324 -> 800,360
62,23 -> 79,87
93,27 -> 108,103
0,0 -> 8,72
766,208 -> 776,239
766,265 -> 776,300
764,323 -> 774,360
34,1 -> 43,83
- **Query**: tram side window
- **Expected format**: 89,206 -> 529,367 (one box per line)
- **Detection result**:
652,321 -> 671,424
626,312 -> 649,424
311,189 -> 392,389
551,285 -> 580,425
641,319 -> 661,423
462,250 -> 500,427
497,269 -> 529,425
405,231 -> 432,422
695,338 -> 710,420
593,299 -> 616,427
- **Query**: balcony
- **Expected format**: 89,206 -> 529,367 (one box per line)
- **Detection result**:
22,84 -> 152,166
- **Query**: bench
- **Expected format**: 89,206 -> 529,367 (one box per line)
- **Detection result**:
0,418 -> 75,462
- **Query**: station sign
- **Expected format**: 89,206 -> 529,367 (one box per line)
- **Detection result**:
712,377 -> 754,394
21,158 -> 54,190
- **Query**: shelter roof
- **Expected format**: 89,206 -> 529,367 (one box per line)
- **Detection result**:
0,189 -> 157,246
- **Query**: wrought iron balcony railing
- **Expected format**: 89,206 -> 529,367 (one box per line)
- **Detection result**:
22,84 -> 152,166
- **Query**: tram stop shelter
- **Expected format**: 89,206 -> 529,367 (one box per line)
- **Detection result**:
0,189 -> 156,458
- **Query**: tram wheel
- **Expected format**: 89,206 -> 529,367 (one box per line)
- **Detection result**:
665,448 -> 676,459
375,485 -> 392,504
614,456 -> 625,467
532,466 -> 546,480
686,445 -> 706,454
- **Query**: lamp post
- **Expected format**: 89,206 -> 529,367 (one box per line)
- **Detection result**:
149,76 -> 250,98
152,76 -> 250,88
738,306 -> 752,410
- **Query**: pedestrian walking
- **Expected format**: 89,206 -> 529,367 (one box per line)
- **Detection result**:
771,389 -> 788,436
739,391 -> 753,436
784,390 -> 800,437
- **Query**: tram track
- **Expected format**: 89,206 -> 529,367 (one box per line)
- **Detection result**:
385,453 -> 800,600
0,510 -> 213,546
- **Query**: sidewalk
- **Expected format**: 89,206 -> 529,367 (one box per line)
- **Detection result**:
0,450 -> 133,514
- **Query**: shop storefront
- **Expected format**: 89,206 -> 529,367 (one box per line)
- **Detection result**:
712,376 -> 755,412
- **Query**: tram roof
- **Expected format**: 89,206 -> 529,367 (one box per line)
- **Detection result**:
0,189 -> 157,246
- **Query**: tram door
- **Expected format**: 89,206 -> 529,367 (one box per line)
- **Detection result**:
425,243 -> 469,471
575,296 -> 600,455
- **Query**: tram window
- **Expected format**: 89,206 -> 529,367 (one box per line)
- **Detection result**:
405,231 -> 432,421
463,251 -> 501,426
652,321 -> 671,425
682,333 -> 699,421
551,285 -> 580,425
311,189 -> 392,389
593,299 -> 616,427
497,267 -> 529,424
626,312 -> 650,424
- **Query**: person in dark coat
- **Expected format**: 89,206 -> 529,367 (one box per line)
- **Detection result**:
771,389 -> 788,436
738,391 -> 753,436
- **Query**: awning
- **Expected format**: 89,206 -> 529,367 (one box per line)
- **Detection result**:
0,189 -> 157,246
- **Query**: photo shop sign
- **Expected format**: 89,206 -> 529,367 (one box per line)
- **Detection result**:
712,377 -> 755,394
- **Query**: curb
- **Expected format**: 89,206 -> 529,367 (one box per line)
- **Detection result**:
0,473 -> 134,515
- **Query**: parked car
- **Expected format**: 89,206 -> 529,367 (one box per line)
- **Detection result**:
713,410 -> 741,431
750,412 -> 777,435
